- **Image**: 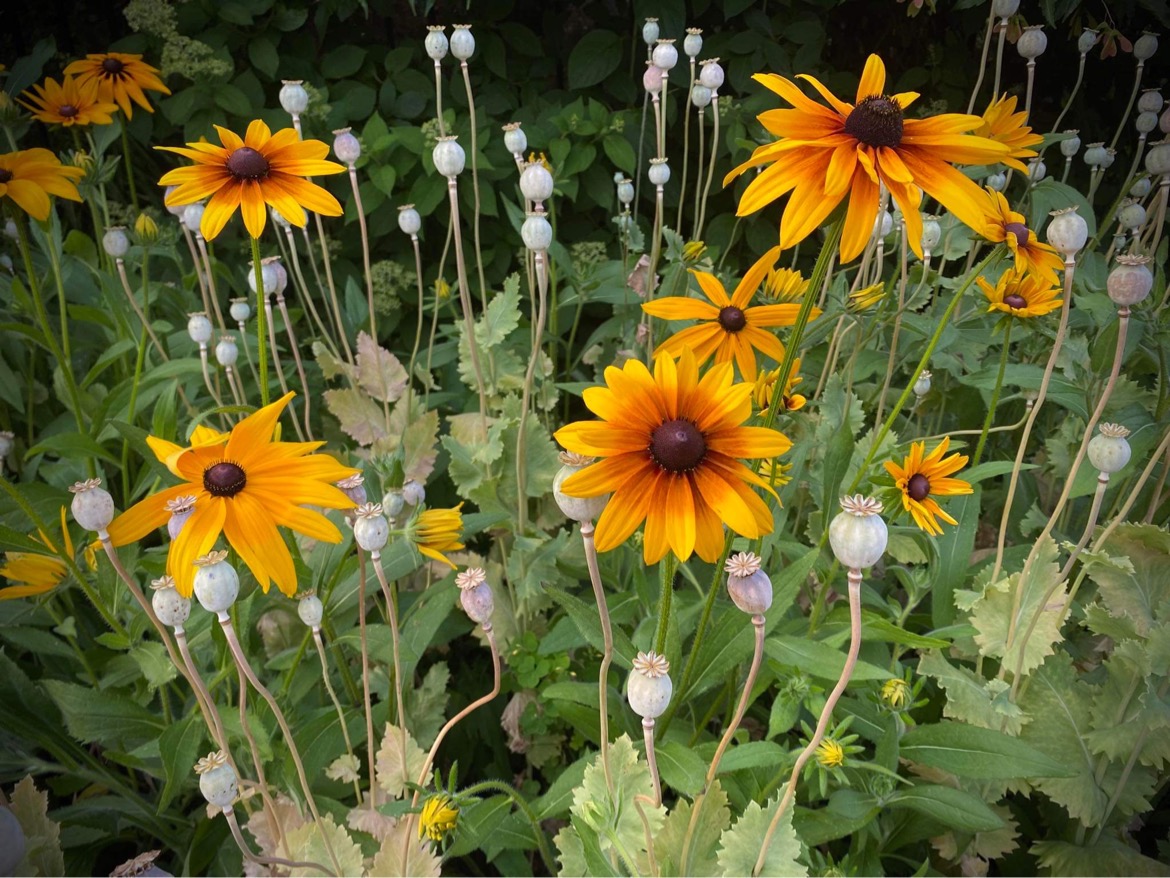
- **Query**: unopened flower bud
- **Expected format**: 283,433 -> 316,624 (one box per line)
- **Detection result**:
1046,207 -> 1088,256
829,495 -> 887,570
135,213 -> 159,242
519,161 -> 555,203
1107,255 -> 1154,306
353,503 -> 389,552
166,495 -> 196,540
279,80 -> 309,116
103,227 -> 130,258
725,552 -> 772,615
627,651 -> 672,719
456,567 -> 494,624
642,17 -> 659,46
684,28 -> 703,58
193,551 -> 239,615
333,128 -> 361,164
698,58 -> 724,91
1017,26 -> 1047,60
70,478 -> 114,534
553,452 -> 608,522
151,576 -> 191,630
652,39 -> 678,71
424,26 -> 448,61
1088,424 -> 1132,474
195,751 -> 238,810
433,136 -> 465,177
522,212 -> 553,251
1134,32 -> 1159,62
297,593 -> 324,629
648,157 -> 670,186
450,24 -> 475,61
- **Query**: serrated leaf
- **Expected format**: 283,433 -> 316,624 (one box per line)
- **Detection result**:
1083,640 -> 1170,769
42,680 -> 164,749
324,388 -> 386,446
130,641 -> 177,689
313,341 -> 354,382
717,795 -> 805,877
1083,524 -> 1170,637
375,723 -> 426,799
282,812 -> 365,878
654,781 -> 730,876
10,776 -> 64,878
356,331 -> 409,402
372,399 -> 439,484
917,651 -> 1026,734
407,661 -> 450,749
1032,839 -> 1170,877
476,281 -> 523,349
326,754 -> 361,783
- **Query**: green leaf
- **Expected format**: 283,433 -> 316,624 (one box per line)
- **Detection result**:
247,37 -> 279,78
213,83 -> 252,116
931,487 -> 981,628
130,641 -> 178,689
321,45 -> 367,79
655,740 -> 707,796
1083,640 -> 1170,770
1083,524 -> 1170,637
899,721 -> 1074,779
793,790 -> 881,847
546,585 -> 636,670
654,781 -> 730,876
602,134 -> 635,174
324,388 -> 385,446
284,813 -> 367,878
765,636 -> 894,682
567,31 -> 622,89
26,431 -> 119,465
717,795 -> 806,877
916,651 -> 1025,734
157,715 -> 206,811
1031,839 -> 1170,877
887,784 -> 1004,833
42,680 -> 164,750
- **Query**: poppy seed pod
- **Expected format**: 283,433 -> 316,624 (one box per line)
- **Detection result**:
725,552 -> 773,615
195,752 -> 238,811
353,503 -> 390,551
151,577 -> 191,630
648,158 -> 671,186
247,259 -> 278,295
1130,176 -> 1152,197
279,80 -> 309,116
297,593 -> 324,629
1017,26 -> 1047,60
992,0 -> 1019,16
698,58 -> 724,91
166,495 -> 196,540
1138,112 -> 1160,135
102,227 -> 130,258
502,122 -> 527,156
1145,140 -> 1170,175
1134,32 -> 1159,62
829,495 -> 887,570
424,26 -> 449,61
333,128 -> 361,164
1107,255 -> 1154,306
450,25 -> 475,61
627,651 -> 672,719
229,298 -> 251,323
553,452 -> 609,522
456,568 -> 494,624
1100,148 -> 1117,169
873,209 -> 893,239
1046,207 -> 1088,256
70,478 -> 115,534
181,202 -> 204,233
652,39 -> 678,71
519,162 -> 554,203
642,18 -> 660,46
691,84 -> 712,108
187,312 -> 212,345
214,336 -> 238,367
913,370 -> 932,398
382,489 -> 405,518
986,171 -> 1006,191
433,136 -> 466,177
643,64 -> 665,95
269,205 -> 291,229
684,28 -> 703,58
1139,89 -> 1164,114
402,480 -> 425,506
1118,200 -> 1147,230
0,431 -> 13,459
1027,159 -> 1046,182
193,551 -> 239,615
1059,131 -> 1081,157
1079,28 -> 1100,54
1161,107 -> 1170,134
164,186 -> 186,217
921,216 -> 941,252
1088,424 -> 1132,474
521,212 -> 553,251
617,178 -> 634,205
336,473 -> 367,507
397,204 -> 421,236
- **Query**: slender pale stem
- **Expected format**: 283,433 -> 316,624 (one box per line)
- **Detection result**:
515,249 -> 549,534
460,61 -> 489,313
1024,60 -> 1037,118
1109,61 -> 1145,152
355,550 -> 378,809
312,629 -> 362,802
195,235 -> 228,332
1047,54 -> 1086,144
174,628 -> 231,758
992,19 -> 1008,99
223,807 -> 332,876
446,176 -> 489,432
966,2 -> 998,113
691,106 -> 706,240
695,94 -> 720,241
406,235 -> 427,415
973,318 -> 1013,467
370,552 -> 409,787
581,521 -> 615,797
115,259 -> 169,359
235,662 -> 285,848
180,223 -> 212,313
676,57 -> 696,233
873,220 -> 909,429
282,225 -> 339,359
433,60 -> 446,137
277,296 -> 314,438
1059,472 -> 1110,581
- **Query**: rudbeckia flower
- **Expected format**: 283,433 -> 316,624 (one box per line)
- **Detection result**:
727,54 -> 1009,262
107,392 -> 358,597
0,508 -> 73,600
0,149 -> 84,221
157,119 -> 345,241
979,188 -> 1064,285
754,358 -> 806,413
410,504 -> 465,568
977,267 -> 1063,318
19,75 -> 117,127
884,437 -> 973,536
641,247 -> 818,380
555,348 -> 791,564
418,794 -> 459,843
974,94 -> 1042,173
64,52 -> 171,118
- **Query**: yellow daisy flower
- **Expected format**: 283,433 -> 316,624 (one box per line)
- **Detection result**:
884,437 -> 973,536
754,358 -> 806,413
763,266 -> 810,302
63,52 -> 171,118
974,94 -> 1042,173
977,267 -> 1063,319
19,74 -> 117,127
727,54 -> 1009,262
0,508 -> 73,600
979,188 -> 1063,285
815,738 -> 846,768
0,148 -> 84,221
411,504 -> 465,568
107,392 -> 358,597
418,794 -> 459,843
554,348 -> 791,565
157,119 -> 345,241
641,247 -> 819,380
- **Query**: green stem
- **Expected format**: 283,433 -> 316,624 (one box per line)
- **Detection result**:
120,120 -> 139,211
44,226 -> 73,362
653,553 -> 677,654
460,780 -> 556,874
120,248 -> 151,503
972,318 -> 1012,467
251,236 -> 270,406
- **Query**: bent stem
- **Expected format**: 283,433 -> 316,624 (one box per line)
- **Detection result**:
973,318 -> 1013,467
235,661 -> 286,850
753,569 -> 863,877
313,629 -> 363,802
581,521 -> 615,797
223,807 -> 333,877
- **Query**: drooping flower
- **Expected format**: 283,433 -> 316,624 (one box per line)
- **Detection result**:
977,267 -> 1063,319
754,358 -> 806,414
0,508 -> 73,600
884,437 -> 973,536
418,794 -> 459,843
19,75 -> 117,127
63,52 -> 170,118
979,188 -> 1063,285
106,392 -> 358,597
157,119 -> 345,241
763,266 -> 810,302
974,94 -> 1042,173
410,504 -> 465,568
555,348 -> 791,564
641,248 -> 818,380
727,54 -> 1009,262
0,149 -> 84,221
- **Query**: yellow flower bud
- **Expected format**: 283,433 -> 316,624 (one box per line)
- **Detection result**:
134,213 -> 159,242
418,794 -> 459,843
815,737 -> 846,768
882,677 -> 911,709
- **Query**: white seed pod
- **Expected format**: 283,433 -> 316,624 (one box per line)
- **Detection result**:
698,58 -> 724,91
102,227 -> 130,258
337,474 -> 367,507
382,489 -> 406,518
1161,107 -> 1170,134
297,593 -> 324,629
432,136 -> 466,177
1118,200 -> 1147,230
279,80 -> 309,115
684,28 -> 703,58
992,0 -> 1019,16
648,158 -> 670,186
394,204 -> 421,237
1100,148 -> 1117,169
519,162 -> 555,203
1084,142 -> 1108,167
0,431 -> 13,459
166,495 -> 197,540
450,25 -> 475,61
402,480 -> 425,506
1017,26 -> 1047,60
1059,130 -> 1081,157
652,39 -> 678,71
195,752 -> 238,810
503,122 -> 527,156
1113,232 -> 1128,252
1139,89 -> 1164,114
193,552 -> 239,615
269,205 -> 291,229
247,260 -> 278,295
828,495 -> 887,570
873,209 -> 893,239
151,578 -> 191,629
691,84 -> 712,109
181,202 -> 205,233
1078,28 -> 1100,54
1088,424 -> 1132,474
163,186 -> 186,217
552,452 -> 609,522
985,171 -> 1006,191
353,503 -> 390,552
913,370 -> 932,397
627,651 -> 672,719
643,64 -> 665,95
1107,255 -> 1154,306
1134,32 -> 1159,62
333,128 -> 361,164
424,26 -> 448,61
1130,175 -> 1152,197
187,312 -> 212,345
214,336 -> 238,367
724,552 -> 772,615
1027,159 -> 1046,182
229,298 -> 251,323
1147,140 -> 1170,175
70,479 -> 114,534
616,178 -> 635,205
921,216 -> 941,252
456,568 -> 495,624
270,258 -> 289,295
1046,207 -> 1088,256
642,18 -> 660,46
521,213 -> 553,251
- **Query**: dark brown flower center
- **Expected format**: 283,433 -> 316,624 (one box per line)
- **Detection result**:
1003,293 -> 1028,309
0,169 -> 11,184
1004,221 -> 1030,248
203,461 -> 247,497
101,58 -> 125,75
59,104 -> 79,118
650,418 -> 706,473
907,472 -> 930,501
843,95 -> 904,148
226,147 -> 270,180
718,306 -> 747,332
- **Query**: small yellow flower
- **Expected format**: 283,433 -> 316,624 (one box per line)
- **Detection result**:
815,738 -> 846,768
763,267 -> 809,302
411,504 -> 465,568
884,437 -> 973,536
682,240 -> 708,265
20,74 -> 118,127
759,459 -> 792,490
134,213 -> 159,242
526,151 -> 552,173
435,277 -> 451,301
977,267 -> 1063,319
882,678 -> 911,709
848,282 -> 886,312
63,52 -> 171,119
0,508 -> 73,600
753,359 -> 806,414
418,794 -> 459,843
974,94 -> 1042,174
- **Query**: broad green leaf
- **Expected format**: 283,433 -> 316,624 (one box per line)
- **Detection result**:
899,721 -> 1074,779
407,661 -> 450,749
1032,839 -> 1170,877
931,487 -> 981,628
793,789 -> 881,847
42,680 -> 164,750
157,715 -> 206,811
10,776 -> 64,878
654,781 -> 730,877
887,784 -> 1004,833
130,641 -> 177,690
375,723 -> 426,799
717,795 -> 806,877
655,740 -> 707,796
26,432 -> 119,465
1083,639 -> 1170,769
916,651 -> 1025,734
765,636 -> 894,682
567,31 -> 622,89
1083,524 -> 1170,637
546,585 -> 636,670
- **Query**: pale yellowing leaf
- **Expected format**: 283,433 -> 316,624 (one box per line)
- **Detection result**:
375,723 -> 426,799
